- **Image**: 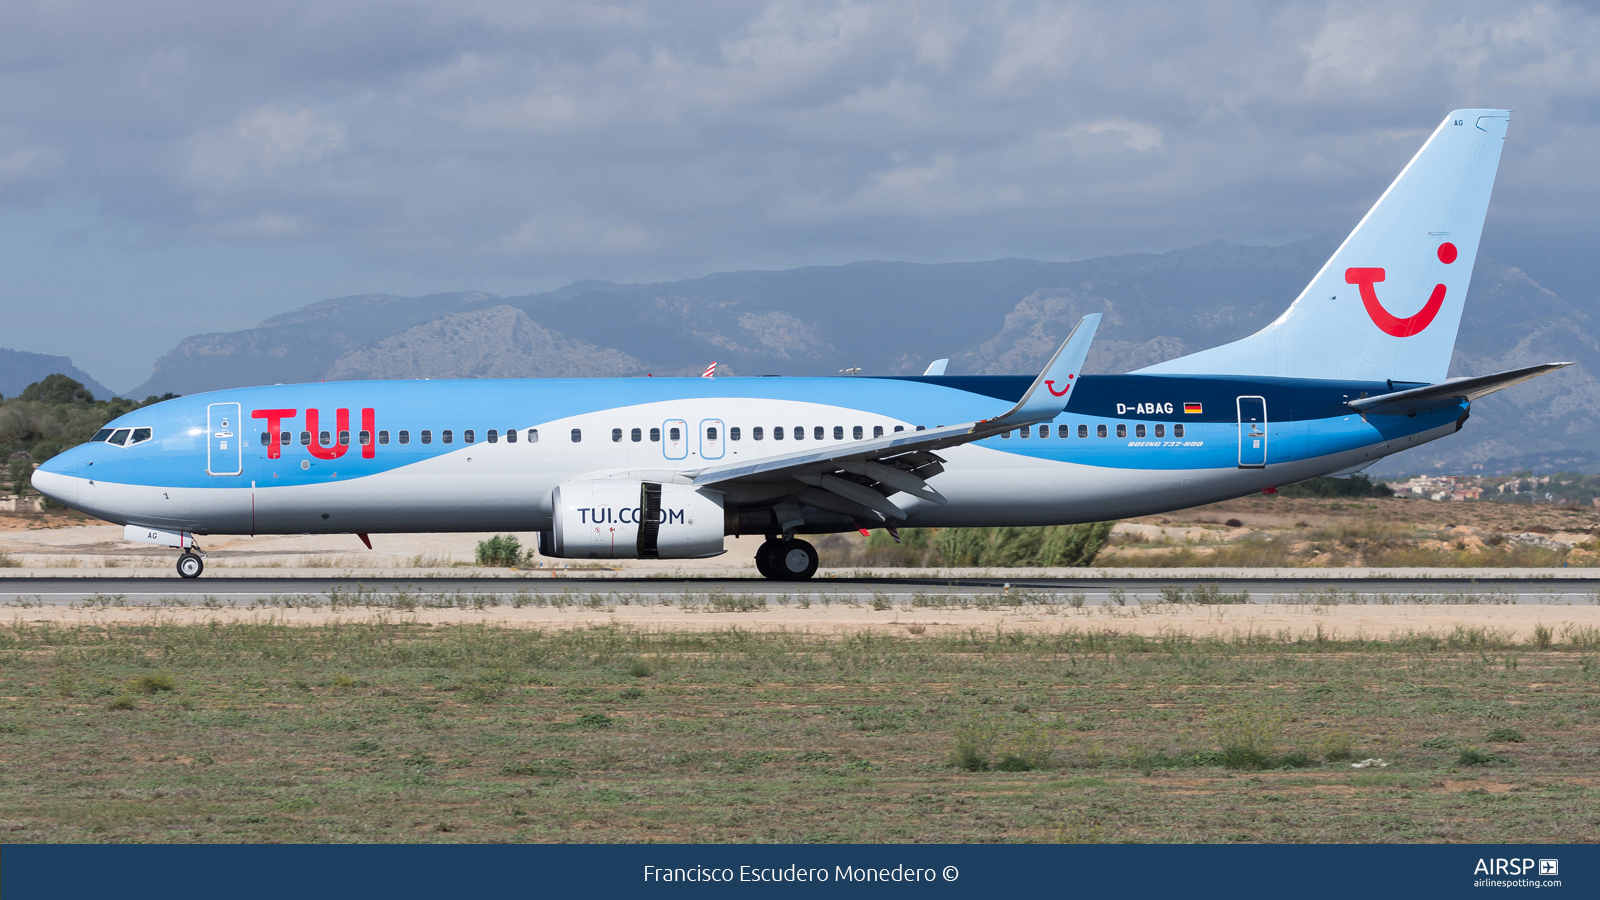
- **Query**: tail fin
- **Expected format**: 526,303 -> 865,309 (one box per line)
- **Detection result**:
1137,109 -> 1510,384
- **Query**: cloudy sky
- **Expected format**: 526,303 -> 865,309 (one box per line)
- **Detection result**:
2,0 -> 1598,391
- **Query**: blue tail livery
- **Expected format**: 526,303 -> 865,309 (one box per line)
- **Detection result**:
33,109 -> 1569,579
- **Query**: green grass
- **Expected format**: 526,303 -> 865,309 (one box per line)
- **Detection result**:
0,619 -> 1594,843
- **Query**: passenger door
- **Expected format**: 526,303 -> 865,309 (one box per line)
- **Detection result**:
699,418 -> 725,460
662,418 -> 688,460
207,402 -> 243,476
1236,396 -> 1267,468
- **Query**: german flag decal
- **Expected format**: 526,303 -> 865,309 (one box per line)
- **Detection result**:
1183,402 -> 1203,414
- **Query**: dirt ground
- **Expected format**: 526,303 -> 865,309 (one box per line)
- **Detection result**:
12,600 -> 1598,643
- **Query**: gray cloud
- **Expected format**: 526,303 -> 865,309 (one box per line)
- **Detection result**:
1,0 -> 1598,389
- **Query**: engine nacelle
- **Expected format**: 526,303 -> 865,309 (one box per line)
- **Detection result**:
542,480 -> 725,559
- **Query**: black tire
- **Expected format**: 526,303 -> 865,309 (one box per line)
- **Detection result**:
177,553 -> 204,579
775,539 -> 818,581
754,539 -> 780,579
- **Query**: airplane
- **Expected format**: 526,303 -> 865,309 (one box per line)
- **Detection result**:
32,108 -> 1569,580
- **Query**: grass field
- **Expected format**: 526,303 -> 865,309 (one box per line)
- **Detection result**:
2,618 -> 1597,843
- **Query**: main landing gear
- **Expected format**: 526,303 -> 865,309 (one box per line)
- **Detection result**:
176,548 -> 206,579
755,536 -> 819,581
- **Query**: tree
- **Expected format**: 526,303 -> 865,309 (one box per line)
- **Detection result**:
19,374 -> 95,405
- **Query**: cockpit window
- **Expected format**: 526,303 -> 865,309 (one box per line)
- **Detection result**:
107,429 -> 131,446
130,428 -> 153,445
91,429 -> 114,442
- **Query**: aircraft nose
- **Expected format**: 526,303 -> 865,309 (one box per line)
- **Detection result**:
31,466 -> 80,507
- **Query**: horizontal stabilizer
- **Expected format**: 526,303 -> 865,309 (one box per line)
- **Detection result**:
1348,362 -> 1571,415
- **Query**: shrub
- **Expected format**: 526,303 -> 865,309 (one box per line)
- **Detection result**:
475,534 -> 524,567
574,713 -> 613,729
1213,708 -> 1283,769
1486,726 -> 1526,743
126,672 -> 175,694
1320,732 -> 1355,761
628,661 -> 654,678
106,695 -> 137,711
1278,475 -> 1394,498
0,551 -> 20,568
1274,750 -> 1313,769
1531,623 -> 1553,650
1457,747 -> 1504,766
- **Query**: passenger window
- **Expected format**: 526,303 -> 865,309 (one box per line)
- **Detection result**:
1174,424 -> 1185,438
260,431 -> 271,446
729,427 -> 740,441
1019,426 -> 1030,438
1001,430 -> 1012,439
1116,424 -> 1127,438
753,427 -> 764,440
528,428 -> 539,443
853,425 -> 863,439
669,427 -> 680,441
1155,424 -> 1165,438
832,425 -> 843,440
1097,424 -> 1107,438
487,430 -> 498,443
421,430 -> 432,444
631,428 -> 641,442
1135,424 -> 1146,438
894,425 -> 904,433
796,426 -> 806,440
399,430 -> 411,445
873,425 -> 883,438
1061,425 -> 1071,438
301,431 -> 311,445
464,430 -> 475,444
339,430 -> 351,446
91,428 -> 113,442
442,430 -> 454,444
571,428 -> 581,443
358,430 -> 371,445
915,425 -> 926,432
813,426 -> 824,440
706,427 -> 718,441
1077,424 -> 1087,438
612,428 -> 623,443
379,430 -> 390,444
773,426 -> 783,440
506,429 -> 517,443
320,431 -> 332,446
280,431 -> 290,446
649,427 -> 660,442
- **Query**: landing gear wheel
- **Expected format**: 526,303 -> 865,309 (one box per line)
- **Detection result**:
754,539 -> 780,579
177,552 -> 204,579
774,539 -> 818,581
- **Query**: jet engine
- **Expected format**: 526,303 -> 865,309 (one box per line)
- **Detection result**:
541,480 -> 726,559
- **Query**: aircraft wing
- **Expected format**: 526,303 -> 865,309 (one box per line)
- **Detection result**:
680,315 -> 1100,522
1348,362 -> 1571,415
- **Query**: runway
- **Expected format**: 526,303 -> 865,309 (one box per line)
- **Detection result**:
4,574 -> 1597,607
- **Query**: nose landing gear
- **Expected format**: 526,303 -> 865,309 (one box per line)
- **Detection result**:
755,536 -> 818,581
176,548 -> 206,579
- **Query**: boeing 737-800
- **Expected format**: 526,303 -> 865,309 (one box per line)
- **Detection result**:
32,109 -> 1568,579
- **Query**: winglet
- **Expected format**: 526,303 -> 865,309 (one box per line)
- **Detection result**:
922,358 -> 949,376
983,314 -> 1101,426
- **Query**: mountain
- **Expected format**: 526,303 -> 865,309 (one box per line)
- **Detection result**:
0,348 -> 116,401
125,237 -> 1598,474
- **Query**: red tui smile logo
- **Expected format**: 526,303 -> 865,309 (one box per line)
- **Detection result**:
1045,373 -> 1074,397
1345,242 -> 1457,338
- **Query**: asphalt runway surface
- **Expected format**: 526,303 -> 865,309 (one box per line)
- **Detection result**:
3,575 -> 1598,606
